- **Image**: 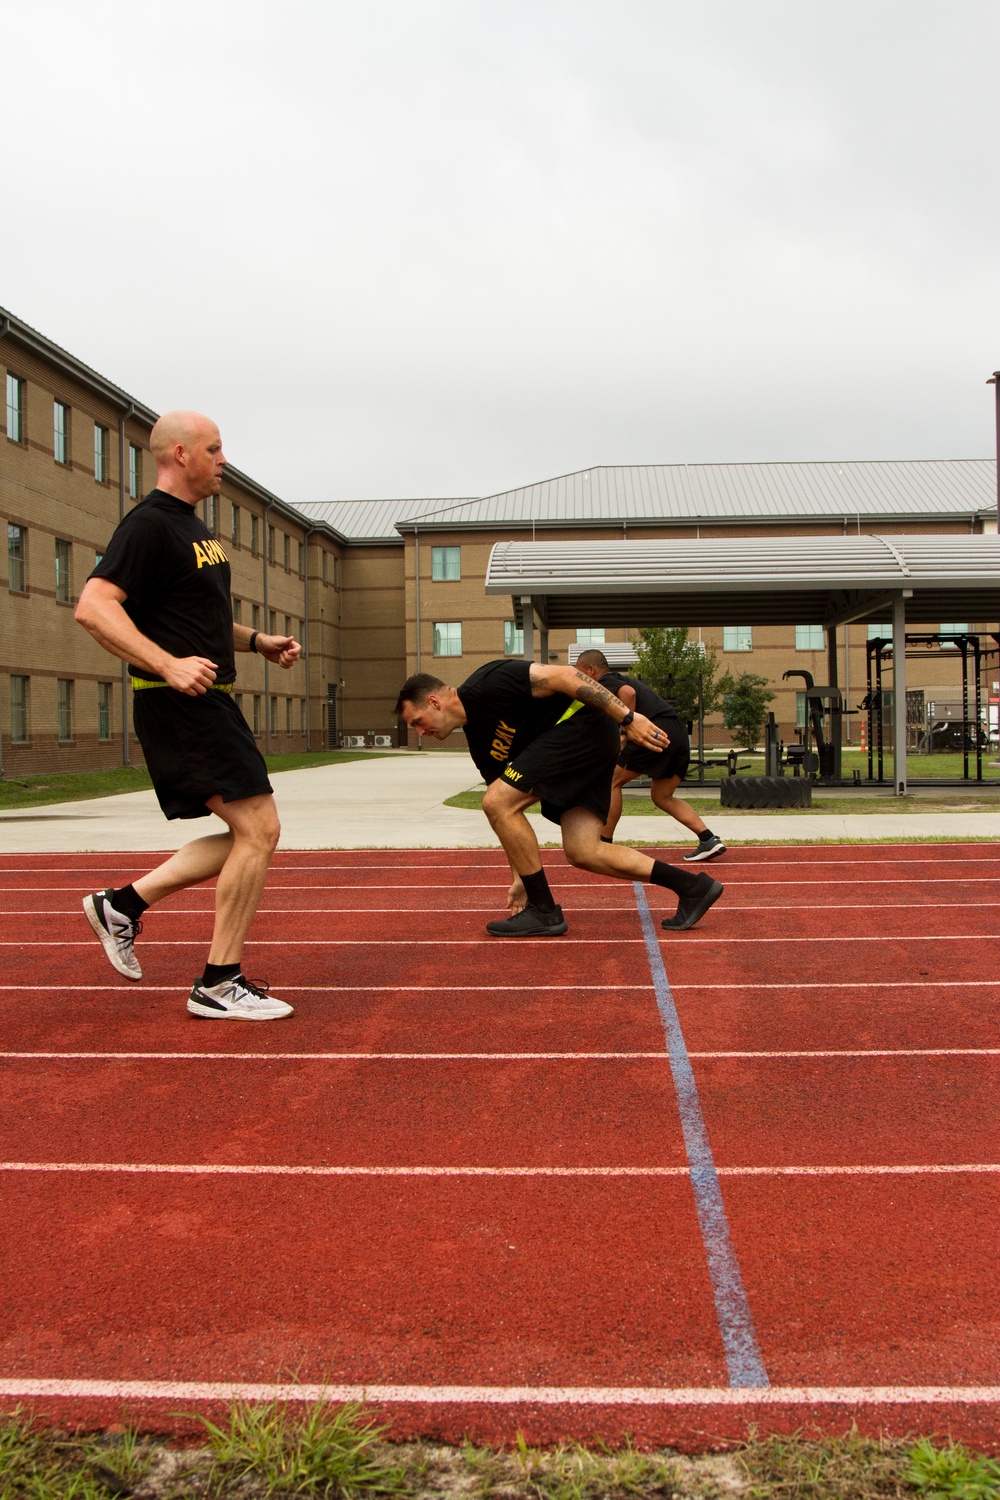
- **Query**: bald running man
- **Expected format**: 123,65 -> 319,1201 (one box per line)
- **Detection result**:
75,411 -> 300,1020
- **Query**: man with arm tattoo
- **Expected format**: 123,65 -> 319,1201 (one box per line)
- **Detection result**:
394,659 -> 723,936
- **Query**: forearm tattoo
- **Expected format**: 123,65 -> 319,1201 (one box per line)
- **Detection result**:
569,671 -> 625,720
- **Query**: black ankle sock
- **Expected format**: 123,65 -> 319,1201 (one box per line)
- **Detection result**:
600,835 -> 614,844
201,961 -> 241,987
112,884 -> 148,921
648,858 -> 699,896
521,868 -> 557,912
698,828 -> 715,842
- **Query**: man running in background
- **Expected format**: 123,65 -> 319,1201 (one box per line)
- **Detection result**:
394,659 -> 723,934
75,410 -> 300,1020
575,649 -> 726,862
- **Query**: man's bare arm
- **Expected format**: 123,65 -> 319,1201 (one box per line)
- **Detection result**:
75,577 -> 218,696
527,664 -> 666,750
234,622 -> 302,670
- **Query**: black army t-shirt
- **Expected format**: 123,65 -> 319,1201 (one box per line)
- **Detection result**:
457,659 -> 575,783
90,489 -> 236,683
600,671 -> 677,722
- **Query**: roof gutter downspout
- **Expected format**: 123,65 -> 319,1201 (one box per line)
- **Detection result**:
302,526 -> 315,752
262,502 -> 272,754
117,405 -> 136,767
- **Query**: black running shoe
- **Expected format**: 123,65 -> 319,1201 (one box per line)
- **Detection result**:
661,877 -> 723,931
683,833 -> 726,862
485,903 -> 568,937
83,889 -> 142,979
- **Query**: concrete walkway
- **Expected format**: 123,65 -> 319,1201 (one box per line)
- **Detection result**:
1,753 -> 998,853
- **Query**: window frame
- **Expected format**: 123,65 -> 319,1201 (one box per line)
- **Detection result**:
7,523 -> 26,594
10,675 -> 28,743
54,538 -> 72,604
795,624 -> 824,651
128,443 -> 142,499
433,621 -> 463,657
431,546 -> 461,581
503,620 -> 524,656
97,681 -> 112,741
56,678 -> 74,742
722,625 -> 753,652
5,374 -> 25,443
53,400 -> 70,465
94,423 -> 108,483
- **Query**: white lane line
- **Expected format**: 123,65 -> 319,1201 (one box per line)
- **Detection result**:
2,1161 -> 997,1178
2,1378 -> 999,1406
1,981 -> 996,993
4,877 -> 1000,891
1,1048 -> 995,1062
3,934 -> 995,947
3,902 -> 996,916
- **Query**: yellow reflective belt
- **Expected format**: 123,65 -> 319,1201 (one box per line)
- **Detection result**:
130,677 -> 233,694
555,698 -> 585,724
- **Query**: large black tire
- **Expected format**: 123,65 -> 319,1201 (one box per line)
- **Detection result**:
720,776 -> 812,808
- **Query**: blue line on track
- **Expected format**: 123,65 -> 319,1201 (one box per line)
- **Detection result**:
632,882 -> 770,1390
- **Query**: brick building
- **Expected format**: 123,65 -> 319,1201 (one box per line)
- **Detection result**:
2,304 -> 996,772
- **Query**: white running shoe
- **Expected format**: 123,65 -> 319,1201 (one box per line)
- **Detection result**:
83,889 -> 143,980
187,974 -> 293,1020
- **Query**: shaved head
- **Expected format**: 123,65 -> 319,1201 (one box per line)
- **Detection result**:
148,410 -> 227,504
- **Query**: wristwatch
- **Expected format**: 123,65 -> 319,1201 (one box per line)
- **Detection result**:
620,710 -> 635,728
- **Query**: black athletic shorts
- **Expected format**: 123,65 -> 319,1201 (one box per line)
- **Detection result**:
618,712 -> 691,781
498,708 -> 620,826
133,687 -> 273,820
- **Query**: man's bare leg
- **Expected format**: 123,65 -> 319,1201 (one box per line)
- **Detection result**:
601,766 -> 637,840
133,833 -> 233,906
200,792 -> 280,965
481,781 -> 546,912
560,806 -> 723,931
650,774 -> 708,837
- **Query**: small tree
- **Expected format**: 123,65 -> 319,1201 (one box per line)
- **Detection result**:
631,627 -> 723,722
718,670 -> 775,750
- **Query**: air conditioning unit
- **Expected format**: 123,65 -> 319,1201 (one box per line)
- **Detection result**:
341,735 -> 366,748
372,735 -> 392,748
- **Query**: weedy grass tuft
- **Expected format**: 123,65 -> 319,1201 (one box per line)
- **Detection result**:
905,1438 -> 1000,1499
195,1397 -> 406,1496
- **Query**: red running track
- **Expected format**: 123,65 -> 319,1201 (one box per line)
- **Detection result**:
0,844 -> 999,1449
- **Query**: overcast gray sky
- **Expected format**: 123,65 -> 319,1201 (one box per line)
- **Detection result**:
2,1 -> 998,502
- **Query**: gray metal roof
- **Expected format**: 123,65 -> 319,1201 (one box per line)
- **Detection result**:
485,534 -> 1000,629
293,496 -> 479,543
392,460 -> 995,532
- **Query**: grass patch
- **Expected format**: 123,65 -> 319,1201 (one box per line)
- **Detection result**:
0,751 -> 393,813
3,1406 -> 1000,1499
443,787 -> 1000,817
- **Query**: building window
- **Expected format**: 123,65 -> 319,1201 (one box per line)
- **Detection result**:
723,625 -> 753,652
504,620 -> 524,655
232,597 -> 243,624
575,628 -> 605,644
98,681 -> 112,740
250,513 -> 260,556
269,695 -> 278,733
95,550 -> 104,567
252,695 -> 261,735
267,525 -> 276,564
795,625 -> 824,651
252,603 -> 261,630
53,401 -> 70,464
433,621 -> 462,656
299,698 -> 306,732
57,679 -> 74,741
298,541 -> 305,578
94,424 -> 108,482
235,691 -> 243,714
283,615 -> 291,636
55,538 -> 72,604
231,503 -> 241,547
322,550 -> 328,582
6,374 -> 25,443
867,623 -> 889,641
205,494 -> 218,534
8,524 -> 26,593
283,533 -> 291,571
269,609 -> 277,634
128,443 -> 142,499
796,692 -> 807,730
10,676 -> 28,743
940,622 -> 968,637
431,546 -> 461,581
285,697 -> 292,733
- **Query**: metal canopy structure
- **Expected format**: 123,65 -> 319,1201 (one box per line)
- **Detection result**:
485,534 -> 1000,796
